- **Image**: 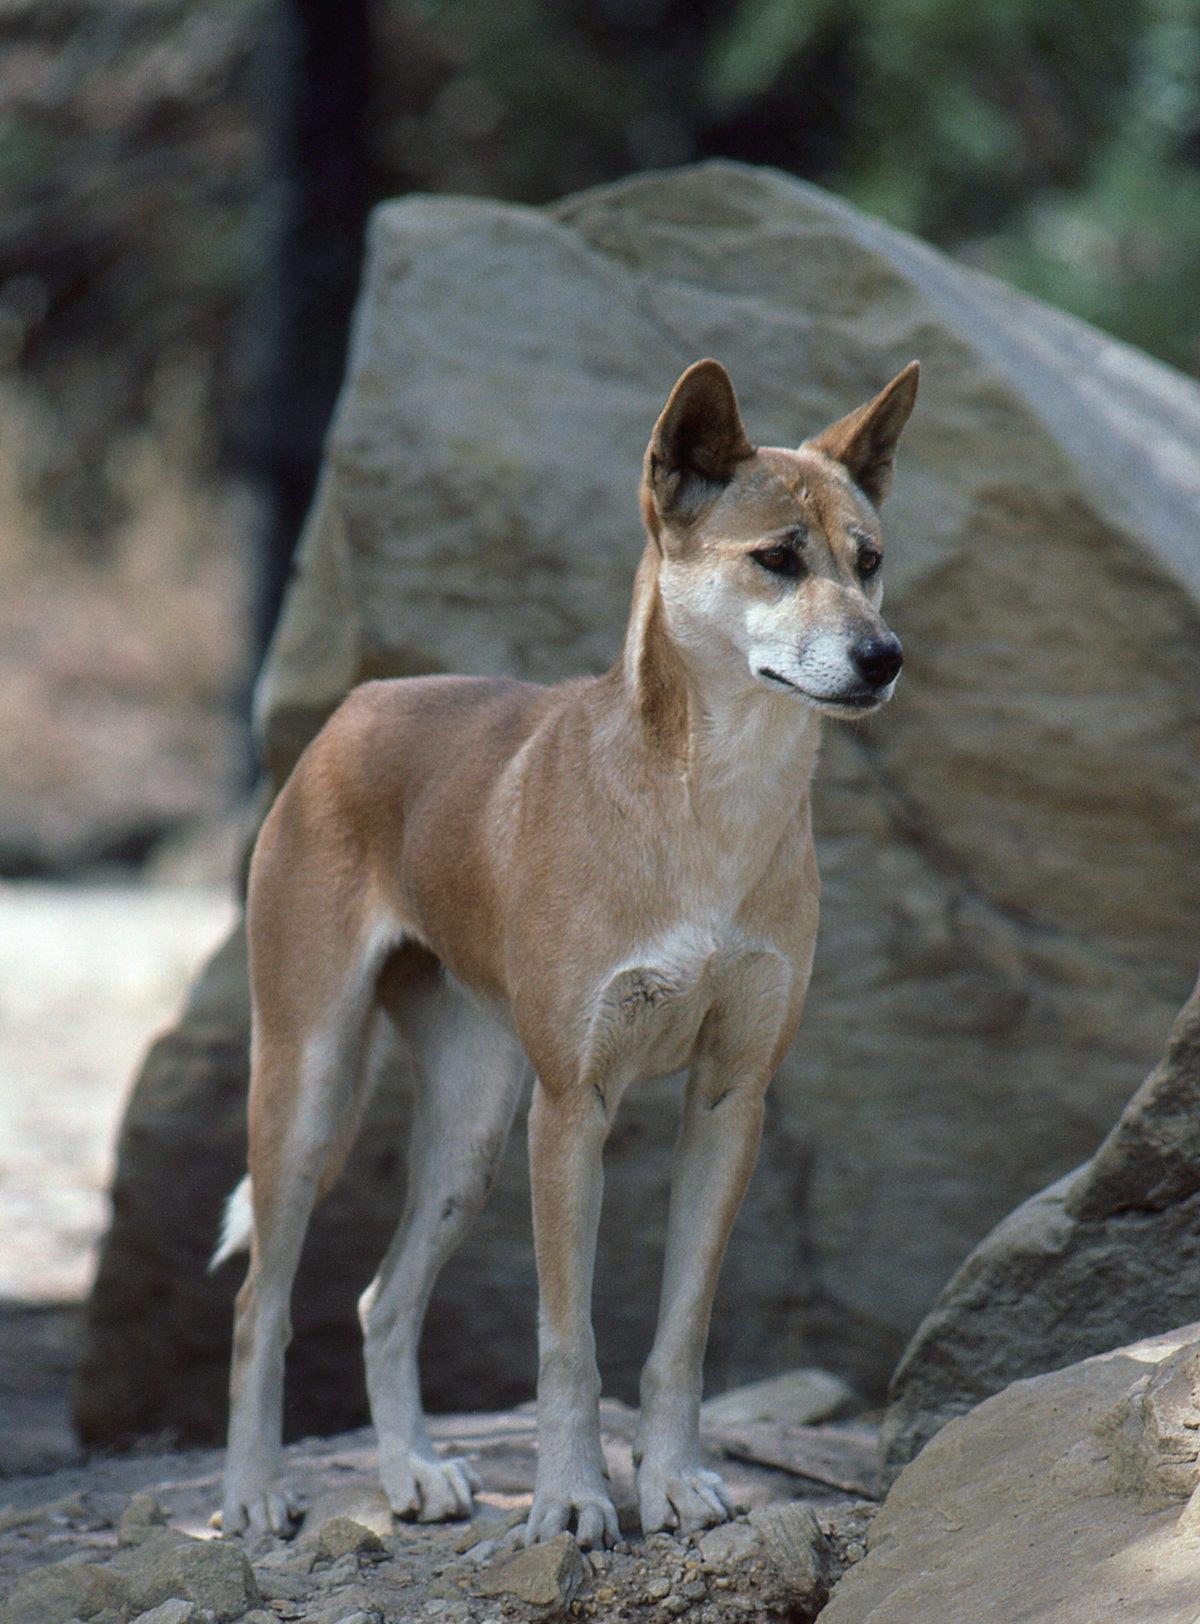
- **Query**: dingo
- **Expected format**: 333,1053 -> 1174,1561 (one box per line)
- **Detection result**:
213,357 -> 918,1547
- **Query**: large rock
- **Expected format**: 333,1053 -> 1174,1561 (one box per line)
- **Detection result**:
79,161 -> 1200,1443
820,1325 -> 1200,1623
882,968 -> 1200,1478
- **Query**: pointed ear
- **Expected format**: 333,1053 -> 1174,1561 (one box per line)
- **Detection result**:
643,359 -> 754,527
808,361 -> 919,506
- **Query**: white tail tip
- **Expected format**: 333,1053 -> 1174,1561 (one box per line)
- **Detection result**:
209,1175 -> 253,1272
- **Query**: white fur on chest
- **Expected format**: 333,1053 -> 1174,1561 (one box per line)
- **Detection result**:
581,921 -> 792,1091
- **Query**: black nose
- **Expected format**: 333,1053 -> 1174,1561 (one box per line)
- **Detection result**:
851,633 -> 903,689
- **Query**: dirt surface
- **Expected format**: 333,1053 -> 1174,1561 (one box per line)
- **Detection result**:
0,880 -> 236,1476
0,1405 -> 877,1622
0,881 -> 236,1302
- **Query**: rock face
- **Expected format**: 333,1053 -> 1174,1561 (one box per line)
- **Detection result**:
79,160 -> 1200,1443
882,968 -> 1200,1478
821,1325 -> 1200,1624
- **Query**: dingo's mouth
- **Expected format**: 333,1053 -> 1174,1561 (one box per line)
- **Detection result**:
756,667 -> 888,714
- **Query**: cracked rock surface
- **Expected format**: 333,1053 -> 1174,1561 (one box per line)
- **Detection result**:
825,1324 -> 1200,1624
883,968 -> 1200,1476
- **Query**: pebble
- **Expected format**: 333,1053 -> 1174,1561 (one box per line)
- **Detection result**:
110,1530 -> 261,1622
313,1516 -> 385,1562
128,1600 -> 208,1624
254,1569 -> 311,1602
476,1531 -> 586,1608
746,1502 -> 829,1605
3,1559 -> 129,1624
119,1492 -> 169,1548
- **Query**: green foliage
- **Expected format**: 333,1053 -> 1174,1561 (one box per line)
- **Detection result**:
406,0 -> 1200,374
708,0 -> 1200,372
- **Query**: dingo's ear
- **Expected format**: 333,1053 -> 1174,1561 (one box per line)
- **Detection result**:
643,360 -> 754,529
808,361 -> 919,506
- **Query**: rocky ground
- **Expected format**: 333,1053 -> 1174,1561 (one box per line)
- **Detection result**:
0,1395 -> 878,1624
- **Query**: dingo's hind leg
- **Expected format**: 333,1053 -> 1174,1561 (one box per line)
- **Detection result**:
222,861 -> 393,1537
360,960 -> 527,1522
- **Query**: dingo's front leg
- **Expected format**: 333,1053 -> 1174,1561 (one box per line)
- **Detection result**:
634,1061 -> 769,1537
525,1081 -> 620,1550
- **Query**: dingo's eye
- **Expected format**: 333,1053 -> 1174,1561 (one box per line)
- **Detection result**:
751,546 -> 803,579
858,548 -> 882,580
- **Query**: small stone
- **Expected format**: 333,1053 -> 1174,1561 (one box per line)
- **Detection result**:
644,1575 -> 671,1601
314,1516 -> 385,1561
130,1603 -> 207,1624
0,1494 -> 89,1534
111,1531 -> 261,1622
316,1553 -> 361,1586
696,1520 -> 760,1568
3,1561 -> 129,1624
453,1508 -> 525,1554
476,1531 -> 587,1608
702,1369 -> 853,1429
746,1503 -> 829,1607
254,1570 -> 310,1602
663,1598 -> 688,1618
306,1584 -> 380,1624
48,1493 -> 89,1526
302,1486 -> 395,1541
120,1492 -> 170,1547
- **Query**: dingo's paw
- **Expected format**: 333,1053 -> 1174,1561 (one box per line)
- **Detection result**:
637,1461 -> 733,1537
383,1449 -> 480,1522
221,1480 -> 300,1538
524,1481 -> 619,1550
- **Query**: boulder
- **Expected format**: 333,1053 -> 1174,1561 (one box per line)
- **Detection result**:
882,968 -> 1200,1478
820,1324 -> 1200,1623
79,160 -> 1200,1443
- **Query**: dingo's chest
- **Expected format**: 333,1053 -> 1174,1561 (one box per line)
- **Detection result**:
580,924 -> 795,1089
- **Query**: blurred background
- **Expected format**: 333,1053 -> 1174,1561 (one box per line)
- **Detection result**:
6,0 -> 1200,876
2,0 -> 1199,1469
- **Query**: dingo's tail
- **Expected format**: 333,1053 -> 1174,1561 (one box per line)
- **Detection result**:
209,1175 -> 253,1272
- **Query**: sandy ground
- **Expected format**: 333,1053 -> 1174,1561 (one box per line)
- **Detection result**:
0,880 -> 235,1474
0,880 -> 236,1303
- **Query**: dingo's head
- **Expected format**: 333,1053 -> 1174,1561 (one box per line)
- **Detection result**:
641,358 -> 918,719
